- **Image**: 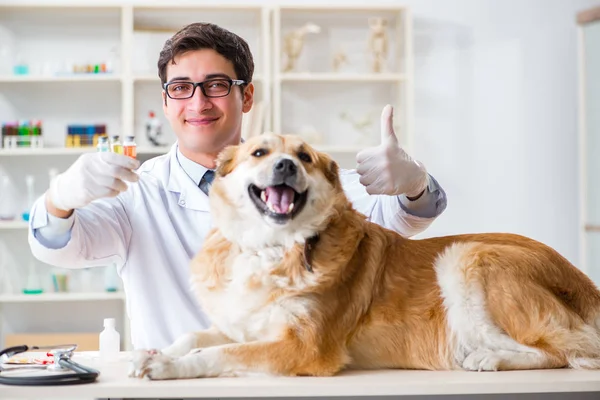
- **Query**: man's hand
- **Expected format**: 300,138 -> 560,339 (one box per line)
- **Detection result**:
356,104 -> 428,198
47,152 -> 140,215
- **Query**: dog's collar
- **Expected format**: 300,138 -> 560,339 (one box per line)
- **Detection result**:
303,235 -> 320,273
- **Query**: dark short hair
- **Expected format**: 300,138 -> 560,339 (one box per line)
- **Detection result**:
157,22 -> 254,86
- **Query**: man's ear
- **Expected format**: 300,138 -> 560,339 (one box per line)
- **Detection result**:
242,83 -> 254,113
215,145 -> 238,177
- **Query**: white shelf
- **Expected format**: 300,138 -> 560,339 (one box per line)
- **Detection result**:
0,74 -> 122,83
0,291 -> 125,303
279,73 -> 406,82
278,4 -> 407,12
0,146 -> 172,156
133,73 -> 264,83
0,220 -> 28,230
314,145 -> 367,154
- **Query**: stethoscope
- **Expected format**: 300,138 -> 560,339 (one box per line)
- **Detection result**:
0,344 -> 100,386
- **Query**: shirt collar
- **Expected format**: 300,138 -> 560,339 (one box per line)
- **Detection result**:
176,145 -> 210,186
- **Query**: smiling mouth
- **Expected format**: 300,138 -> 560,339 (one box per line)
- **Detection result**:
248,184 -> 308,223
186,117 -> 219,126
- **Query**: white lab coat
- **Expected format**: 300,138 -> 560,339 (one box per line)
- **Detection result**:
28,143 -> 446,349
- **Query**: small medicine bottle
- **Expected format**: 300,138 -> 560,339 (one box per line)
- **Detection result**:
97,136 -> 110,152
123,135 -> 137,159
110,135 -> 123,154
99,318 -> 120,363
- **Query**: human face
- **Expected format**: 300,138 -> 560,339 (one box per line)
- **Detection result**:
162,49 -> 254,166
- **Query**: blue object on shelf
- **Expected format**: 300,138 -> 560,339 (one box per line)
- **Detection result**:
13,64 -> 29,75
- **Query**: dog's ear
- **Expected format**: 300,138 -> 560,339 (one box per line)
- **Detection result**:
215,145 -> 238,177
317,152 -> 341,188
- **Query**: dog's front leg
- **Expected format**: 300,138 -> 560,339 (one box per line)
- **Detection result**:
129,326 -> 234,378
138,340 -> 346,380
161,326 -> 234,357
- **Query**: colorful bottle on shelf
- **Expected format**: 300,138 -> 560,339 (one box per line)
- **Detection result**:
123,135 -> 137,159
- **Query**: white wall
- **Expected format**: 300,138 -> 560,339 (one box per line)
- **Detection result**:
4,0 -> 596,267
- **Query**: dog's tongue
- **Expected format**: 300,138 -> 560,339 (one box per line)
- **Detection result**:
266,186 -> 294,213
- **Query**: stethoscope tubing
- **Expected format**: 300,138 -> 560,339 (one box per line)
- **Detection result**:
0,345 -> 100,386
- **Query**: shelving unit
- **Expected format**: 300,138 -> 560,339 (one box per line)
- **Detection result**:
272,4 -> 413,151
0,291 -> 125,303
0,146 -> 171,156
0,2 -> 413,351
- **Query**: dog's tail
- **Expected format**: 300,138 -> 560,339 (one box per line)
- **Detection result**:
564,320 -> 600,369
558,294 -> 600,369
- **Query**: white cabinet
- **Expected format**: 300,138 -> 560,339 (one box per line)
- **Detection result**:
0,2 -> 413,349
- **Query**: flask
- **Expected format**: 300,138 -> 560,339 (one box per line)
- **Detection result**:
123,135 -> 137,159
0,174 -> 19,221
99,318 -> 120,363
21,175 -> 35,222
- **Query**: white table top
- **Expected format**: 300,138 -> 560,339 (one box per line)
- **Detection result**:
1,351 -> 600,399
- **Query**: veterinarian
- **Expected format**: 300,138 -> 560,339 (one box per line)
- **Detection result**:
27,23 -> 447,349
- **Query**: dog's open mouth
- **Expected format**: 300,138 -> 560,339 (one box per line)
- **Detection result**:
248,184 -> 308,223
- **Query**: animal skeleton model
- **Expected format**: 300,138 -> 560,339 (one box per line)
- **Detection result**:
282,22 -> 321,72
368,17 -> 389,73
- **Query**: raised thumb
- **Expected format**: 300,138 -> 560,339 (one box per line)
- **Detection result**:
380,104 -> 398,145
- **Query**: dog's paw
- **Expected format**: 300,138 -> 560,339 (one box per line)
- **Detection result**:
129,349 -> 169,379
462,349 -> 501,371
142,354 -> 180,380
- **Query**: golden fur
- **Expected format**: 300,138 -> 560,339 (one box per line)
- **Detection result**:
131,133 -> 600,379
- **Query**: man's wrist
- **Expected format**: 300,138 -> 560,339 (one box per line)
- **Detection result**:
405,189 -> 425,201
45,191 -> 73,219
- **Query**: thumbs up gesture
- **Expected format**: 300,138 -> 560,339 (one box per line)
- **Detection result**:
356,104 -> 428,197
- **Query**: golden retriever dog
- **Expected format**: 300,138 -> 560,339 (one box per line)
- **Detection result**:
130,133 -> 600,380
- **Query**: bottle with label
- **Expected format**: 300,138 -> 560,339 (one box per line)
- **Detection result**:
99,318 -> 120,363
146,111 -> 163,146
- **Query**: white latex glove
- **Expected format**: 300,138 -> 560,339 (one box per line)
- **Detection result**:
48,152 -> 140,211
356,104 -> 428,197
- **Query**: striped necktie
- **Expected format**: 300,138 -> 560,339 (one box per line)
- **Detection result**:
198,170 -> 215,195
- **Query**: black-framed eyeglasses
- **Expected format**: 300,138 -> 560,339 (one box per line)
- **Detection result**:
163,78 -> 246,99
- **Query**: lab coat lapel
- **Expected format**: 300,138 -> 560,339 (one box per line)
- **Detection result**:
165,145 -> 211,212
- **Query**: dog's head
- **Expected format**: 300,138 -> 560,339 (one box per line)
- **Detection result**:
209,133 -> 345,248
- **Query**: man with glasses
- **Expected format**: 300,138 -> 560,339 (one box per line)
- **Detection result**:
27,23 -> 447,350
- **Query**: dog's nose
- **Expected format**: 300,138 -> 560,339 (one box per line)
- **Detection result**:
273,158 -> 297,178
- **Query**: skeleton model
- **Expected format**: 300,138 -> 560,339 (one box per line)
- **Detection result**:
332,49 -> 348,72
367,17 -> 389,73
282,22 -> 321,72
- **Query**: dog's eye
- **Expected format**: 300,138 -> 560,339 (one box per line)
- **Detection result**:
252,149 -> 267,157
297,152 -> 312,163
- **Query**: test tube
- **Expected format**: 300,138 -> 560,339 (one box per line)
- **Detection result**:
123,135 -> 137,159
97,136 -> 110,152
110,135 -> 123,154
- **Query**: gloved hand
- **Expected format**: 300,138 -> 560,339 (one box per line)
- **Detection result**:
48,152 -> 140,211
356,104 -> 428,197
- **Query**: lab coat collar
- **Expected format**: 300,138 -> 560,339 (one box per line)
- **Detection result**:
165,143 -> 211,212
